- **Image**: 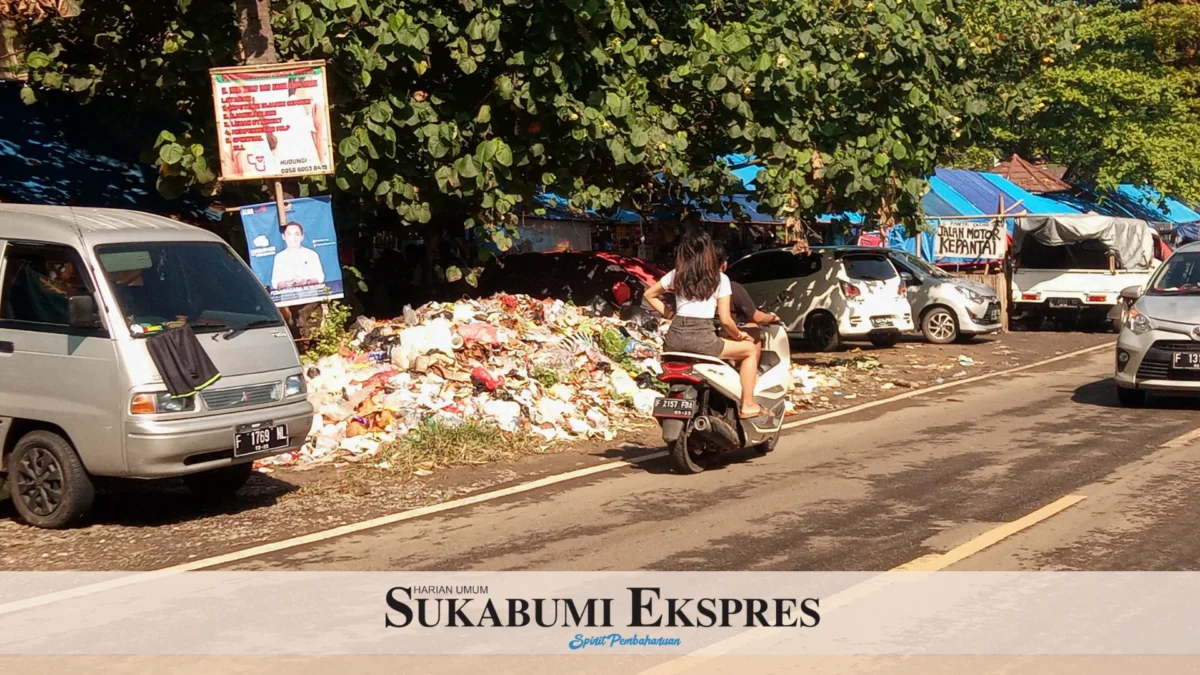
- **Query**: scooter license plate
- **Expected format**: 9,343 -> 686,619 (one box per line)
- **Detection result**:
653,398 -> 697,419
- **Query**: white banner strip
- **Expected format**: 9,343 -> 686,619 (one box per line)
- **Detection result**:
3,572 -> 1199,655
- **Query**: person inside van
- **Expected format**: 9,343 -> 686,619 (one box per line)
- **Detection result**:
643,229 -> 769,420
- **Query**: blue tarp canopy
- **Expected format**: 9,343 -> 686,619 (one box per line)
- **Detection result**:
532,192 -> 641,224
0,83 -> 212,221
1115,184 -> 1200,226
934,168 -> 1081,216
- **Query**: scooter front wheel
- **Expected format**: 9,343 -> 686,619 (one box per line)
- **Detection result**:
667,431 -> 712,474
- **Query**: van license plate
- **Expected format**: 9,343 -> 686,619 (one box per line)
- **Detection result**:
234,424 -> 288,457
653,398 -> 697,419
1172,353 -> 1200,370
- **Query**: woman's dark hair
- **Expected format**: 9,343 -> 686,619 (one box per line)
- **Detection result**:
673,229 -> 719,301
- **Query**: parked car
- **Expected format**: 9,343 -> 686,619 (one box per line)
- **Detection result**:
475,250 -> 668,313
1114,242 -> 1200,406
727,246 -> 914,351
878,249 -> 1003,344
0,204 -> 313,528
1012,214 -> 1161,328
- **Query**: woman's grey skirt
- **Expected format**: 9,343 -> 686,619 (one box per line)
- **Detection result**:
663,316 -> 724,357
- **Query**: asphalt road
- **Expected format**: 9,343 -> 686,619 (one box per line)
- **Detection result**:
221,346 -> 1200,573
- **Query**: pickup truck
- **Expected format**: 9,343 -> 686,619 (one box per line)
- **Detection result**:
1011,267 -> 1156,326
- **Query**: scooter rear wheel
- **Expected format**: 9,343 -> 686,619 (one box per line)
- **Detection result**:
753,432 -> 780,454
667,431 -> 712,474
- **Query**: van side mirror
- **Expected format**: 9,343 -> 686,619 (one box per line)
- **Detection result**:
1119,285 -> 1142,302
68,294 -> 102,330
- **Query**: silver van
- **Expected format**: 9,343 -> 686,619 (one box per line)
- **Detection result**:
0,205 -> 314,528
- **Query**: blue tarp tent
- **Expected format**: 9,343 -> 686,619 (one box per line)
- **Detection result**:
1115,184 -> 1200,227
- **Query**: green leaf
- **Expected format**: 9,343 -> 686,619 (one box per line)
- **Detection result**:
336,176 -> 351,191
611,1 -> 631,31
722,92 -> 740,110
630,128 -> 649,148
708,74 -> 727,92
158,143 -> 184,165
376,180 -> 392,197
541,172 -> 556,185
455,154 -> 480,178
445,265 -> 463,283
348,156 -> 369,174
312,19 -> 328,41
190,144 -> 204,157
154,130 -> 177,147
25,51 -> 51,68
475,104 -> 492,124
874,153 -> 889,167
363,168 -> 378,190
338,137 -> 361,157
495,143 -> 513,167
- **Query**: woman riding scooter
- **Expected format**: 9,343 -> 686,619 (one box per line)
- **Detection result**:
643,230 -> 771,420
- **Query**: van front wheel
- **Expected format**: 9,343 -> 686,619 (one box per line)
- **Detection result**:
183,463 -> 253,497
10,431 -> 94,529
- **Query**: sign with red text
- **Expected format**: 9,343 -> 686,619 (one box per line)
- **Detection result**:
209,61 -> 334,181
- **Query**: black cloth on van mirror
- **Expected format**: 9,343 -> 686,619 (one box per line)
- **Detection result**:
67,294 -> 101,329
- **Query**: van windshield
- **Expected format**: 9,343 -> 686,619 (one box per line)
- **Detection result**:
95,242 -> 284,336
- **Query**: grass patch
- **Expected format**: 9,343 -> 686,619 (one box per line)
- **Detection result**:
381,420 -> 537,474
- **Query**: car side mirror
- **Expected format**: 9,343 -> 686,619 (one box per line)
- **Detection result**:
68,294 -> 102,330
1119,285 -> 1142,302
899,271 -> 917,285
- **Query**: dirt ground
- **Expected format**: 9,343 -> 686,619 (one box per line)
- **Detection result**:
0,330 -> 1115,571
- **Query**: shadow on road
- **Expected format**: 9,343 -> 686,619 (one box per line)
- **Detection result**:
0,472 -> 299,529
601,442 -> 769,476
1073,377 -> 1200,410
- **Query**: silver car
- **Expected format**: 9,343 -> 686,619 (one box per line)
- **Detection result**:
877,249 -> 1003,343
1115,242 -> 1200,406
0,205 -> 314,528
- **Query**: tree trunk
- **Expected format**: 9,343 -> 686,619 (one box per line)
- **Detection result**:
234,0 -> 277,65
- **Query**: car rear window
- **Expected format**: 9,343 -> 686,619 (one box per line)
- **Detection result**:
727,251 -> 822,284
843,256 -> 897,281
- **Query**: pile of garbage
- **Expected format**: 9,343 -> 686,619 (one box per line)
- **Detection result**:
261,295 -> 668,469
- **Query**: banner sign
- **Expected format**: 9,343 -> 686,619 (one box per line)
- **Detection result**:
210,60 -> 334,181
240,196 -> 343,307
933,220 -> 1007,261
8,572 -> 1200,656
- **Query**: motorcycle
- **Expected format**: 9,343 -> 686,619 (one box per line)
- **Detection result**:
653,323 -> 791,473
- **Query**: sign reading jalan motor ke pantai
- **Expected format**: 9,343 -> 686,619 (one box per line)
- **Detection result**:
933,220 -> 1007,261
209,60 -> 334,181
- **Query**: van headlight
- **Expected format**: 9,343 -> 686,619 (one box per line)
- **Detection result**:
285,375 -> 307,397
130,392 -> 196,414
1124,308 -> 1153,335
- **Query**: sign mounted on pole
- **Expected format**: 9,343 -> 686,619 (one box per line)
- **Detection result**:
933,220 -> 1008,262
209,60 -> 334,181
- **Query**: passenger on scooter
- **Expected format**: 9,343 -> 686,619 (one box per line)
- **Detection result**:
713,244 -> 781,328
643,230 -> 771,420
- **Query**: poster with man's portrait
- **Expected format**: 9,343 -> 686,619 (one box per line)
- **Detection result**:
240,196 -> 343,307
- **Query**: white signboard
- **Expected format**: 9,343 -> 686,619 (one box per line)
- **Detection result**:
933,220 -> 1007,261
209,60 -> 334,181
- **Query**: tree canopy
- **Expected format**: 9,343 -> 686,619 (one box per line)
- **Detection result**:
964,0 -> 1200,204
12,0 -> 1076,244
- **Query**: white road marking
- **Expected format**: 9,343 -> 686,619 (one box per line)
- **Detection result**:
0,340 -> 1114,618
782,341 -> 1114,430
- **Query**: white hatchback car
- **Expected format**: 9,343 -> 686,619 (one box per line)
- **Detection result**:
1115,241 -> 1200,406
728,246 -> 914,351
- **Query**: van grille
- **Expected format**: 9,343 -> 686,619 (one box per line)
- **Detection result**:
201,383 -> 281,410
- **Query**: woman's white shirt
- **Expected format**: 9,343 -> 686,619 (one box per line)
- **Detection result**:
660,270 -> 732,319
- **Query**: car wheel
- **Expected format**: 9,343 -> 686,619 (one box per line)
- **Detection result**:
921,307 -> 959,344
1116,386 -> 1146,408
10,430 -> 95,529
182,463 -> 254,497
804,313 -> 840,352
868,332 -> 901,348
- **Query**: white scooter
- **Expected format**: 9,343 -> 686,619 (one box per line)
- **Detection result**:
654,323 -> 791,473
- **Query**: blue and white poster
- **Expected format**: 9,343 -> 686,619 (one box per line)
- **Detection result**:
240,195 -> 343,307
